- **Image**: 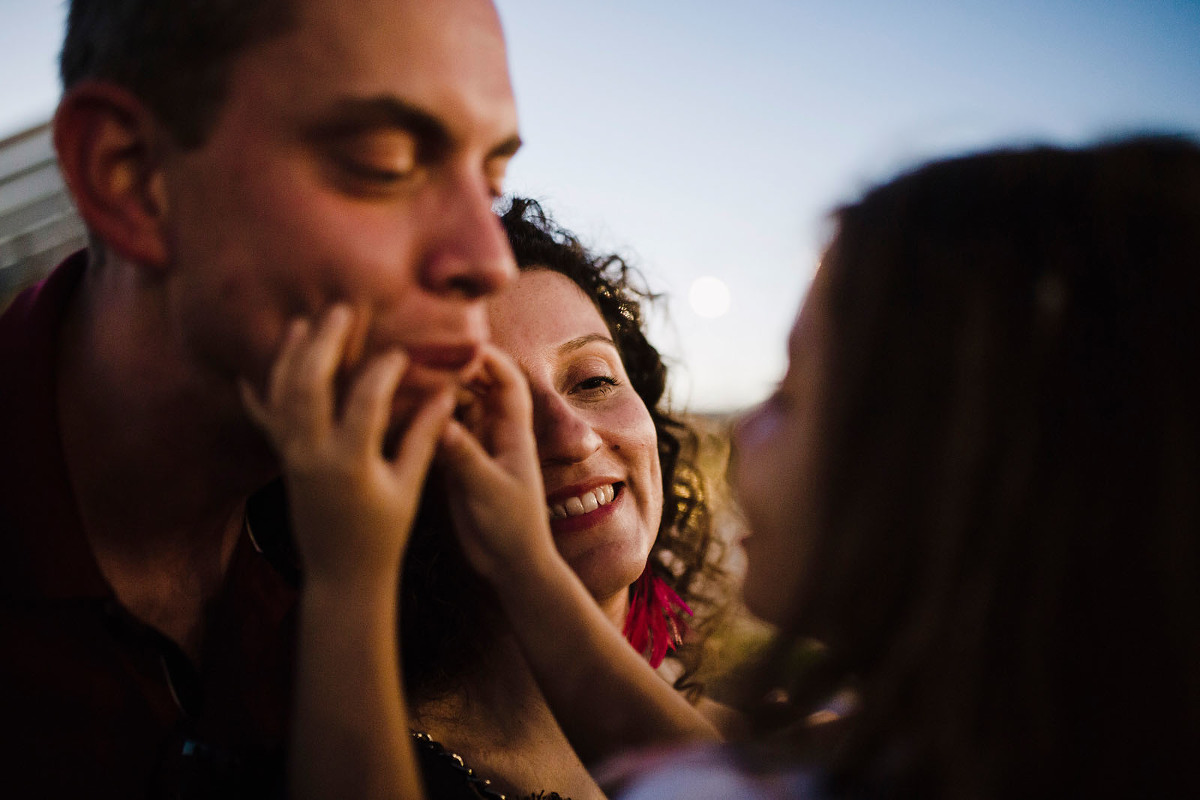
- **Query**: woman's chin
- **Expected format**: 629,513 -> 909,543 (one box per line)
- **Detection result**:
569,550 -> 647,614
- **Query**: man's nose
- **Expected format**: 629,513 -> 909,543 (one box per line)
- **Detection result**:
535,390 -> 603,465
422,177 -> 517,299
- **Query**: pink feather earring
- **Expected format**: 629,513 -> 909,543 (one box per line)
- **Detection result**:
623,564 -> 693,668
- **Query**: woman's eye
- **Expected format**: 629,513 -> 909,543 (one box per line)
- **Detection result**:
575,375 -> 619,394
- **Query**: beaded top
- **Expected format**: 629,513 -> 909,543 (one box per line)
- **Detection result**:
410,731 -> 572,800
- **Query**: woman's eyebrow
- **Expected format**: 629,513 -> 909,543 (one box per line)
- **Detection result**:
558,333 -> 617,356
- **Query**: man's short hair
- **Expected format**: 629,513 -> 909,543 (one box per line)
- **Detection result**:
60,0 -> 299,148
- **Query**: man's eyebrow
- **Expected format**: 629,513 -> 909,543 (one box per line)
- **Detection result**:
559,333 -> 617,355
488,134 -> 523,161
311,95 -> 522,160
311,95 -> 452,146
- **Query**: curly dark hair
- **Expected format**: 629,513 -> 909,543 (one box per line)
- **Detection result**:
400,197 -> 728,702
754,135 -> 1200,799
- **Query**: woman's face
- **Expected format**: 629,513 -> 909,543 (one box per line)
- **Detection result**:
487,269 -> 663,616
733,265 -> 829,626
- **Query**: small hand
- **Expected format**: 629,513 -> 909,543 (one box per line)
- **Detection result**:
241,305 -> 456,588
437,345 -> 558,581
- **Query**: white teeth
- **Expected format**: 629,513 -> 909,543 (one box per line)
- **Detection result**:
548,483 -> 617,520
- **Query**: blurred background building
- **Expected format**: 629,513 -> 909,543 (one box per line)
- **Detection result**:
0,122 -> 84,309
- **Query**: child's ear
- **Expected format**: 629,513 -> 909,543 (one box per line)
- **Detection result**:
53,81 -> 171,270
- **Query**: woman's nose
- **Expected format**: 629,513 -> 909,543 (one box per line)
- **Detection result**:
534,391 -> 603,465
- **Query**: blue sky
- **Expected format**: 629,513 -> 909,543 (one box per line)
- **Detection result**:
4,0 -> 1200,411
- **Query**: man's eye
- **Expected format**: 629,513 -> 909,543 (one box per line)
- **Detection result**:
338,159 -> 410,183
328,134 -> 420,189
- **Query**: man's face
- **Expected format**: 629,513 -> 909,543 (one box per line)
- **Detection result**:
159,0 -> 520,414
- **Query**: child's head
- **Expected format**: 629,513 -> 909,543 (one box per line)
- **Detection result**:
736,135 -> 1200,798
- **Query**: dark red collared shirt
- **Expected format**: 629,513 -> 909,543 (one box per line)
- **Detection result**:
0,253 -> 298,799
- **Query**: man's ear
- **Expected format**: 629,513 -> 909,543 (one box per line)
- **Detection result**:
53,81 -> 172,270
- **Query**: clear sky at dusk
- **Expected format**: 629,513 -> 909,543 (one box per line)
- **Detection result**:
4,0 -> 1199,411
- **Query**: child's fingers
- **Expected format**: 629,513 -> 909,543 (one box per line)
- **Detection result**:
340,351 -> 409,455
391,388 -> 457,482
239,378 -> 272,433
455,390 -> 487,442
473,346 -> 536,459
340,299 -> 373,372
272,305 -> 354,429
265,317 -> 311,406
290,304 -> 354,394
436,417 -> 496,490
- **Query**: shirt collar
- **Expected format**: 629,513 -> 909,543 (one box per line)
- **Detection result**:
0,250 -> 110,599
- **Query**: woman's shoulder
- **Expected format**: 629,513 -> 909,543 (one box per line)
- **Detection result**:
601,743 -> 825,800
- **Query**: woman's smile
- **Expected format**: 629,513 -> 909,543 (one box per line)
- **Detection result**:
548,482 -> 624,535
